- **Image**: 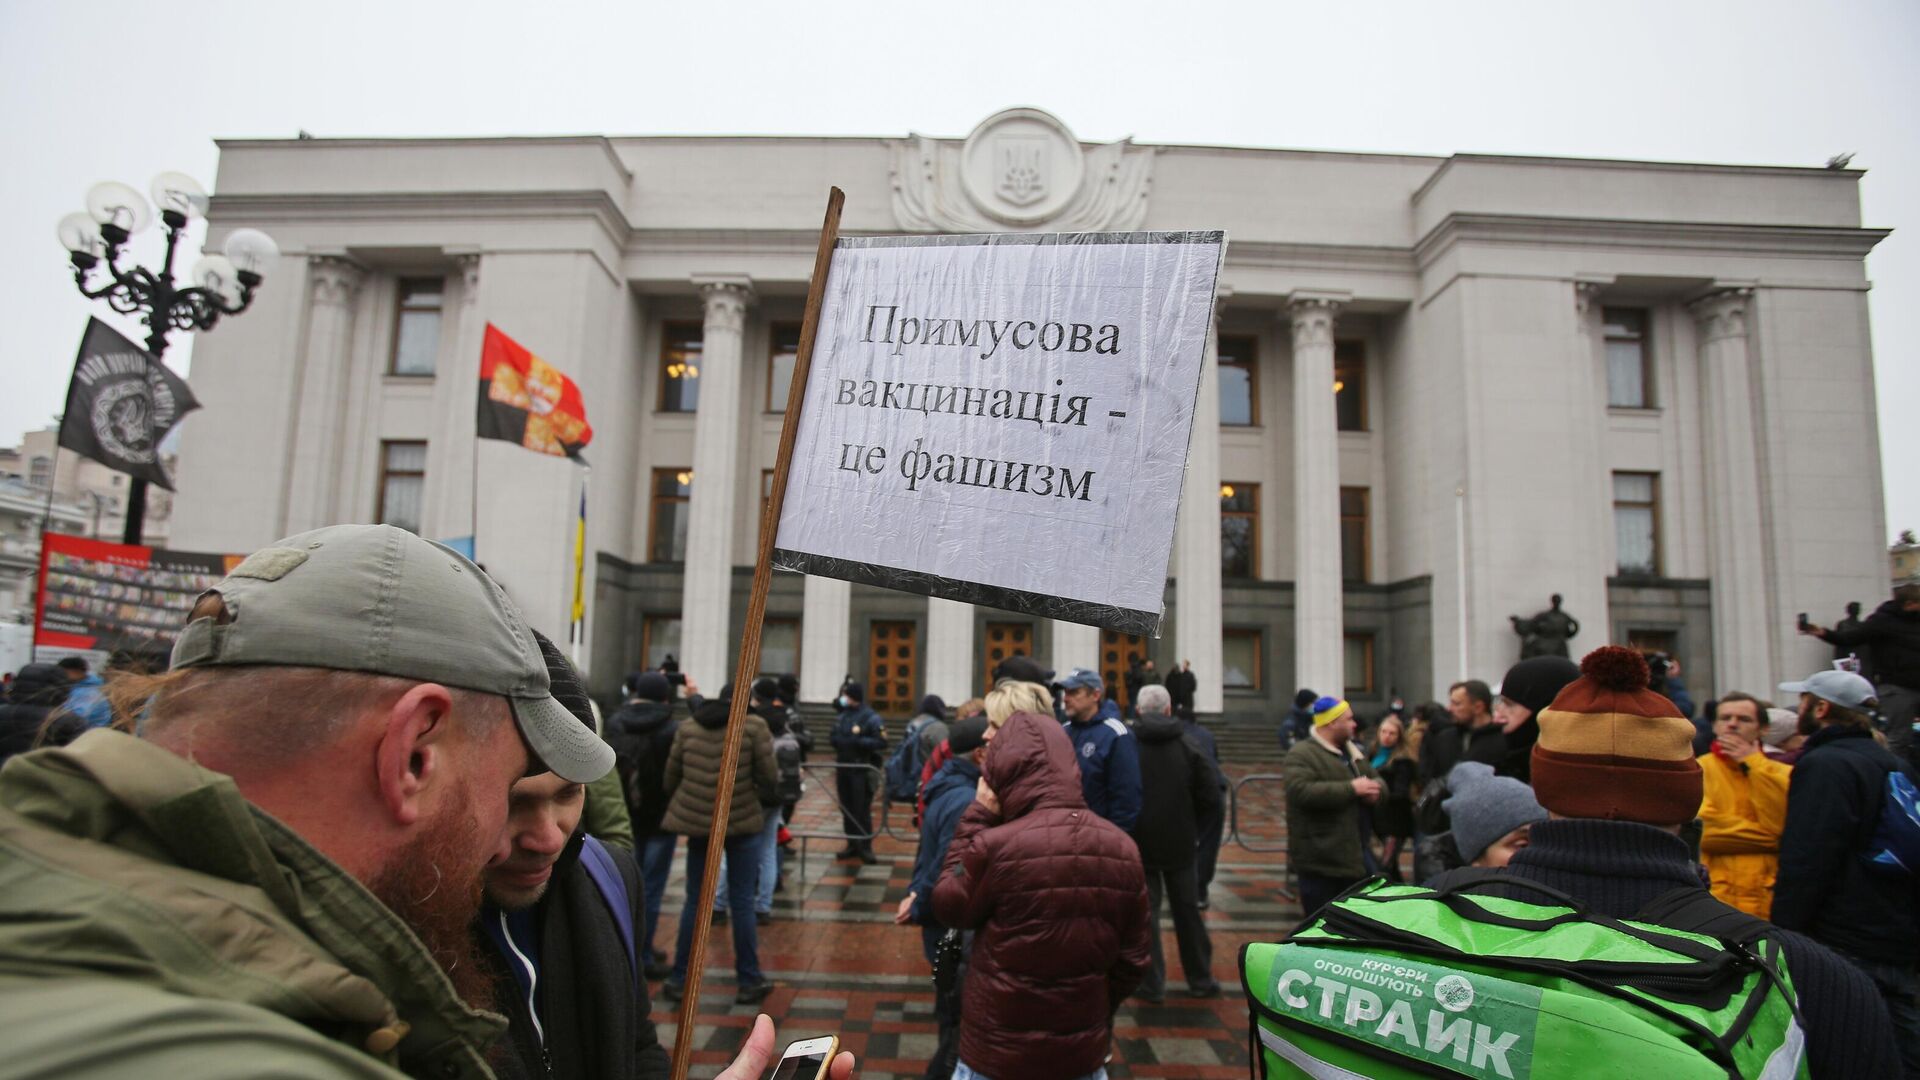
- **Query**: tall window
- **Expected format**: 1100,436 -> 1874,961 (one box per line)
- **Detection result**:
377,441 -> 427,534
1344,633 -> 1375,695
659,323 -> 702,413
767,322 -> 802,413
1340,487 -> 1370,583
1604,308 -> 1652,408
650,468 -> 693,562
1334,340 -> 1367,431
1223,628 -> 1262,690
390,279 -> 443,376
1220,482 -> 1259,579
642,615 -> 682,670
28,456 -> 51,490
1613,471 -> 1660,576
762,617 -> 801,675
1218,335 -> 1257,426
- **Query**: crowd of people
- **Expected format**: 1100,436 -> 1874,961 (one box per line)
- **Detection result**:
2,523 -> 1916,1078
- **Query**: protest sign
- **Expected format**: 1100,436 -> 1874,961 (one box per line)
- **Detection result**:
34,533 -> 242,662
771,231 -> 1223,635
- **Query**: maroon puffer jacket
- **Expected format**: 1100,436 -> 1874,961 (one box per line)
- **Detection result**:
932,712 -> 1151,1078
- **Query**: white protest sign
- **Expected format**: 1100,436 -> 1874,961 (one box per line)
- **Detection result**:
772,231 -> 1223,635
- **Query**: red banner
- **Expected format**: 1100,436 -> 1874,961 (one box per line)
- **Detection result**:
35,533 -> 242,657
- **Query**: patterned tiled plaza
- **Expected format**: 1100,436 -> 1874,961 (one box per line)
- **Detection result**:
651,765 -> 1300,1079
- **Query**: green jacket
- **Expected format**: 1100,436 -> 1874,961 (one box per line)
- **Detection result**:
0,731 -> 506,1079
582,767 -> 636,851
1282,733 -> 1379,880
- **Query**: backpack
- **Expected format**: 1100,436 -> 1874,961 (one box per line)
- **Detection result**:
772,727 -> 804,804
1864,769 -> 1920,879
577,835 -> 638,992
1242,874 -> 1808,1079
885,715 -> 932,802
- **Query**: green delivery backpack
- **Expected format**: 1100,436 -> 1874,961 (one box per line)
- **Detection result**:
1241,873 -> 1808,1079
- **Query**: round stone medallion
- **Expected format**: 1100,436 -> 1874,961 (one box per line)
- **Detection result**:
959,108 -> 1086,227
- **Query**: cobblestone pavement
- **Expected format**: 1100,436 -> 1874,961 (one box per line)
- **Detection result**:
651,764 -> 1313,1078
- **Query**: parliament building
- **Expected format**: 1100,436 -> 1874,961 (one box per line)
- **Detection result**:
172,108 -> 1892,720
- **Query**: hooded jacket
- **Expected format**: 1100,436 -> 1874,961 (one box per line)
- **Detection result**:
1823,598 -> 1920,688
931,712 -> 1151,1079
1696,747 -> 1791,919
604,699 -> 679,836
907,754 -> 981,925
0,662 -> 76,766
479,833 -> 669,1080
661,697 -> 778,838
1130,712 -> 1223,870
0,731 -> 504,1079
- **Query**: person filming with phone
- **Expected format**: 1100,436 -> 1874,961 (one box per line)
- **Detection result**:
1803,582 -> 1920,767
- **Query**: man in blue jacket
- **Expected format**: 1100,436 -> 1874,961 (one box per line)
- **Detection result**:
830,680 -> 886,864
1058,667 -> 1142,832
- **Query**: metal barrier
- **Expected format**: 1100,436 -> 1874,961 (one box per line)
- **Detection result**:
1226,771 -> 1295,899
785,760 -> 886,884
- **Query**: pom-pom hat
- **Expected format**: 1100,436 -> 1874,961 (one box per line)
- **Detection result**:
1531,646 -> 1702,826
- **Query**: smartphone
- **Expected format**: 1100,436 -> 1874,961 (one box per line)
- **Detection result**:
1797,612 -> 1812,632
768,1036 -> 838,1080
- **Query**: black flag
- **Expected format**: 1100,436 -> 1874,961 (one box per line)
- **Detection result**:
57,318 -> 201,491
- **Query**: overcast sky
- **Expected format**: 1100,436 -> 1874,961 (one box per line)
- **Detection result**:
2,0 -> 1913,541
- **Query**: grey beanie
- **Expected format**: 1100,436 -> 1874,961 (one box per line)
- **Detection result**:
1444,762 -> 1548,864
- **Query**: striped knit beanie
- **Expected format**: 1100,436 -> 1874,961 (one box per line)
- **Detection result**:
1311,696 -> 1352,728
1531,646 -> 1702,826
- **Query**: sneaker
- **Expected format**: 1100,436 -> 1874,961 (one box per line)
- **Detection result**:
644,958 -> 673,981
1186,983 -> 1223,999
756,910 -> 773,926
734,979 -> 776,1005
1133,988 -> 1164,1005
834,846 -> 861,859
660,979 -> 684,1002
858,848 -> 880,865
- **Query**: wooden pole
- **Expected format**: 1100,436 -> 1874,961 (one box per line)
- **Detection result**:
670,186 -> 844,1078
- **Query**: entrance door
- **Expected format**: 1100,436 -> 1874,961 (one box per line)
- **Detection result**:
1101,630 -> 1148,708
867,621 -> 918,718
982,622 -> 1034,694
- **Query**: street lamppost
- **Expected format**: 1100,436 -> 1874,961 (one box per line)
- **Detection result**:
55,173 -> 278,545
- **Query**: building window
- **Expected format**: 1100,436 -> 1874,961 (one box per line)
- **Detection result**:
1613,471 -> 1661,576
28,456 -> 51,490
1334,340 -> 1367,431
1340,487 -> 1370,583
1218,335 -> 1257,426
376,441 -> 427,534
659,322 -> 702,413
390,278 -> 444,376
762,617 -> 801,676
649,468 -> 693,562
1223,628 -> 1262,691
1604,308 -> 1652,408
642,615 -> 682,671
1344,633 -> 1375,695
767,322 -> 802,413
1220,482 -> 1259,579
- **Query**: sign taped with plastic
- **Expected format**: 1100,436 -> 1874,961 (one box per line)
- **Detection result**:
772,231 -> 1222,635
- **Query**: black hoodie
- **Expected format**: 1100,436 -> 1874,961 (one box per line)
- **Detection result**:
604,699 -> 681,836
1825,598 -> 1920,688
1130,712 -> 1224,870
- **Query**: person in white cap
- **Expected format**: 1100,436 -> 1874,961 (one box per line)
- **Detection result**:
1774,666 -> 1920,1075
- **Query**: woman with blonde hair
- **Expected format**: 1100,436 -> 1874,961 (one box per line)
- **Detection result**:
1368,713 -> 1419,880
985,681 -> 1053,728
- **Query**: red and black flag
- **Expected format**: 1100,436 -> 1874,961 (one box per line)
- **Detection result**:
477,324 -> 593,460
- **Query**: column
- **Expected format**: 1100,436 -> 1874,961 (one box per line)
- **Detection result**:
424,253 -> 483,540
1289,293 -> 1346,697
284,256 -> 364,534
1691,288 -> 1773,693
1051,619 -> 1099,680
923,597 -> 975,703
799,576 -> 851,704
1174,290 -> 1228,714
678,276 -> 753,693
1568,281 -> 1612,658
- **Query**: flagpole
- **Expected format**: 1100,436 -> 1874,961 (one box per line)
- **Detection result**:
569,463 -> 589,669
670,186 -> 843,1077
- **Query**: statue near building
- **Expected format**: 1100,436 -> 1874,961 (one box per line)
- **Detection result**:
1510,594 -> 1580,659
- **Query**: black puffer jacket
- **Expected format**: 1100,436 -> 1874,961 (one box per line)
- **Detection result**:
932,712 -> 1150,1080
1131,713 -> 1223,870
0,664 -> 75,767
604,699 -> 678,836
1824,598 -> 1920,688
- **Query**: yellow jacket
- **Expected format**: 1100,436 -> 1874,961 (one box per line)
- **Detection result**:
1696,749 -> 1792,919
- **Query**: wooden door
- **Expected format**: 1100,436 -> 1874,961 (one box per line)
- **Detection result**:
1101,630 -> 1148,708
866,621 -> 918,718
982,622 -> 1034,694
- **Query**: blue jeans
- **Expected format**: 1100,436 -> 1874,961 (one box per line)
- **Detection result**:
672,834 -> 763,986
717,807 -> 783,916
639,832 -> 676,961
954,1063 -> 1103,1080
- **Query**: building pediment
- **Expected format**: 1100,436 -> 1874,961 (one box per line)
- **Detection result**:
889,107 -> 1155,233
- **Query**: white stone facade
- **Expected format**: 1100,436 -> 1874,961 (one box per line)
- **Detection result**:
172,109 -> 1890,716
